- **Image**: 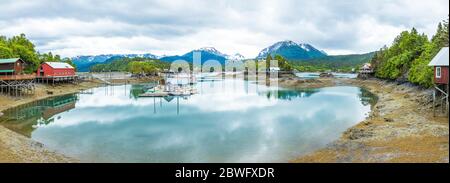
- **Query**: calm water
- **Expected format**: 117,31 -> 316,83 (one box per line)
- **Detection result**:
296,72 -> 358,79
0,78 -> 376,162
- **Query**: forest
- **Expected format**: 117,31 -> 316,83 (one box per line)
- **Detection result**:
289,52 -> 375,72
0,34 -> 75,73
90,57 -> 170,75
371,18 -> 449,88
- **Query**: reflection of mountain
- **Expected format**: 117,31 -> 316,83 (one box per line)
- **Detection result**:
359,88 -> 378,106
262,88 -> 319,100
0,94 -> 77,137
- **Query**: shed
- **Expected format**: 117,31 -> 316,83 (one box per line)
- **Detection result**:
0,58 -> 25,75
37,62 -> 75,77
428,47 -> 449,84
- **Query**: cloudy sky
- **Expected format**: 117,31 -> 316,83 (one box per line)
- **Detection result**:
0,0 -> 448,58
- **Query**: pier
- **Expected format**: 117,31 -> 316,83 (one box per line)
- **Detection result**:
0,74 -> 36,97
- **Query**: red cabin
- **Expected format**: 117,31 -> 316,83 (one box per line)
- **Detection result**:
37,62 -> 75,77
0,58 -> 25,75
428,47 -> 449,84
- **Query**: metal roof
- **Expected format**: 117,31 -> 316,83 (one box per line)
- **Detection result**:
0,69 -> 14,73
429,47 -> 449,66
0,58 -> 21,64
44,62 -> 74,69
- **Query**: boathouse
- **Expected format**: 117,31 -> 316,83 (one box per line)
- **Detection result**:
36,62 -> 77,84
0,58 -> 25,75
0,58 -> 36,97
428,47 -> 449,116
37,62 -> 75,77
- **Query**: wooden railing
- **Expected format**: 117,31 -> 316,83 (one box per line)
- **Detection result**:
0,74 -> 36,81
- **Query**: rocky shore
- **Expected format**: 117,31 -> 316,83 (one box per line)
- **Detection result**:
1,74 -> 448,163
0,79 -> 107,162
292,78 -> 449,163
0,77 -> 161,162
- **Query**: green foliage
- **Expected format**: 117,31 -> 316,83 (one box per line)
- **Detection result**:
90,57 -> 170,74
273,55 -> 293,71
265,55 -> 272,68
0,34 -> 74,73
0,46 -> 14,58
372,17 -> 449,88
290,52 -> 375,72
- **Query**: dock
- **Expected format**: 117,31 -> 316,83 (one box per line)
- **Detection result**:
139,92 -> 169,97
0,74 -> 36,97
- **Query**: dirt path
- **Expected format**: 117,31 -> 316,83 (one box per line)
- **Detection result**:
293,78 -> 449,163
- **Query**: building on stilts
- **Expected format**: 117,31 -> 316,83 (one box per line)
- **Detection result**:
428,47 -> 449,116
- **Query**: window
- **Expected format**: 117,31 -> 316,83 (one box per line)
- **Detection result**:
436,67 -> 441,78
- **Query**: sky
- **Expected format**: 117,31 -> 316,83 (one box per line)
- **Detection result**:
0,0 -> 448,58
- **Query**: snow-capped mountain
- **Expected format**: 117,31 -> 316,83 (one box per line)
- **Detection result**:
160,47 -> 246,64
72,41 -> 329,71
226,53 -> 245,60
256,40 -> 327,60
193,47 -> 245,60
195,47 -> 228,57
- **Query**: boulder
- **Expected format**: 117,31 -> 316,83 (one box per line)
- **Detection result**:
319,72 -> 334,78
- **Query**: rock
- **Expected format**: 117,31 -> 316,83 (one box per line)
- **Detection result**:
346,128 -> 373,140
319,72 -> 334,78
384,118 -> 394,122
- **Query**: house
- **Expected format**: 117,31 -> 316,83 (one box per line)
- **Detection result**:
268,67 -> 280,72
37,62 -> 75,77
360,63 -> 373,73
428,47 -> 449,84
428,47 -> 449,116
0,58 -> 25,75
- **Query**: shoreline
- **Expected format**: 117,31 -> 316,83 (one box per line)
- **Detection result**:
0,80 -> 103,162
291,78 -> 449,163
0,77 -> 161,163
1,75 -> 448,163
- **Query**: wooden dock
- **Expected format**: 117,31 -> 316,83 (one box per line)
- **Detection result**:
0,74 -> 36,97
139,92 -> 169,97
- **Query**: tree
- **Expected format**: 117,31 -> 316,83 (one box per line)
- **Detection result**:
274,55 -> 292,71
373,18 -> 449,88
0,46 -> 14,58
265,55 -> 273,68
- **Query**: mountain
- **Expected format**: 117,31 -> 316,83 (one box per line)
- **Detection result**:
160,47 -> 245,64
227,53 -> 245,60
257,40 -> 327,60
73,53 -> 158,71
289,52 -> 376,72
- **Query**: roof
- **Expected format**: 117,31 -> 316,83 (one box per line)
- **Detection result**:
428,47 -> 449,66
44,62 -> 75,69
0,69 -> 14,73
0,58 -> 21,64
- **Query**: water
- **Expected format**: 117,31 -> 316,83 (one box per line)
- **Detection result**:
296,72 -> 358,79
0,78 -> 376,162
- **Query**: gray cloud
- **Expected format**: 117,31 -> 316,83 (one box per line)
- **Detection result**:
0,0 -> 448,57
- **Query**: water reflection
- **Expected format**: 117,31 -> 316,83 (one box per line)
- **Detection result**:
0,94 -> 78,137
262,88 -> 319,100
0,78 -> 376,162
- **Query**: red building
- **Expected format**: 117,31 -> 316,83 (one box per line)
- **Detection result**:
37,62 -> 75,77
428,47 -> 449,84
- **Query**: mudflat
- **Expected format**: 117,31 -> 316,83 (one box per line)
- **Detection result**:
293,78 -> 449,163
